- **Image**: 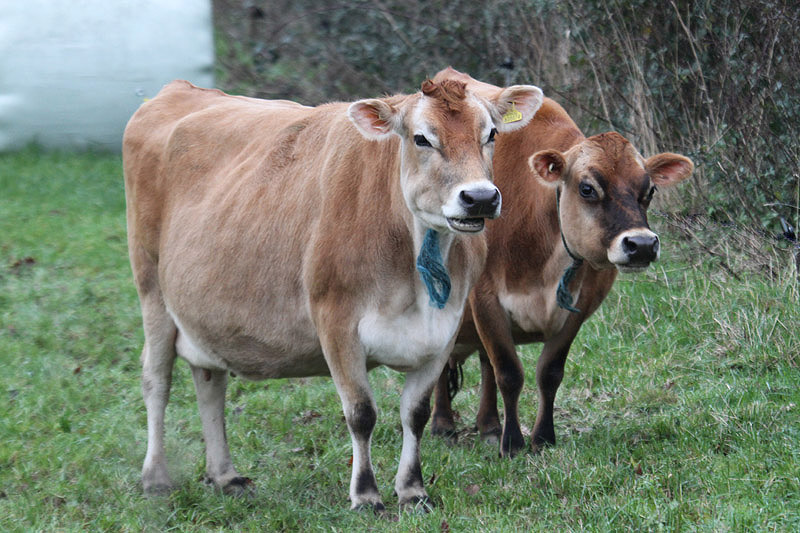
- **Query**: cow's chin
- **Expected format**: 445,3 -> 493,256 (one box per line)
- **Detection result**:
446,217 -> 486,233
615,262 -> 651,274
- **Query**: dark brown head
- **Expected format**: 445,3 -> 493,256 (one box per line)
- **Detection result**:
530,132 -> 693,272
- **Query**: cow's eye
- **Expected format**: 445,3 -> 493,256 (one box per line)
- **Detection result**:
579,182 -> 598,200
414,134 -> 432,147
487,128 -> 497,143
646,185 -> 657,201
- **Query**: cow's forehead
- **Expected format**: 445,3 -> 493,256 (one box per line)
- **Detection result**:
407,92 -> 491,140
572,132 -> 647,185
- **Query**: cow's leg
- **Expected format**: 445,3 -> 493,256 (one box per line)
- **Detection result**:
139,292 -> 178,495
469,291 -> 525,458
531,325 -> 579,453
475,349 -> 502,443
189,365 -> 251,495
394,355 -> 444,510
317,329 -> 383,511
430,365 -> 457,439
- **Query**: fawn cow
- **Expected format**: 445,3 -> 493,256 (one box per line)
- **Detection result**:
123,79 -> 542,509
430,68 -> 693,457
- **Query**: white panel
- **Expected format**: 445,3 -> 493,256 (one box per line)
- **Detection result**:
0,0 -> 214,151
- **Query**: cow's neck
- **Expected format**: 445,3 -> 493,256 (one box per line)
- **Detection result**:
412,218 -> 456,309
553,187 -> 584,313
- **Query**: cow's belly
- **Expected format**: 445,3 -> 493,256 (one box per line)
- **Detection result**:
168,308 -> 328,379
358,303 -> 464,372
498,281 -> 577,340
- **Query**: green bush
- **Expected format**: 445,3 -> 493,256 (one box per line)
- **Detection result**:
214,0 -> 800,234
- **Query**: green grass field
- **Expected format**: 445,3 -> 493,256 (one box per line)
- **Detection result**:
1,148 -> 798,531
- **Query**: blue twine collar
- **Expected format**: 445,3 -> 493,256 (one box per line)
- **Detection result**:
555,188 -> 584,314
416,229 -> 451,309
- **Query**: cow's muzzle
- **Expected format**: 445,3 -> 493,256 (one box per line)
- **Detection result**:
442,184 -> 501,233
608,229 -> 660,272
459,188 -> 501,218
622,234 -> 659,263
445,187 -> 501,233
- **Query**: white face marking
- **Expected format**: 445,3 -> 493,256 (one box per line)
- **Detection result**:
410,101 -> 440,149
400,94 -> 500,233
607,228 -> 660,271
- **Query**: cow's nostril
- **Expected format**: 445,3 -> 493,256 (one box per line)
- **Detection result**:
622,237 -> 638,255
459,189 -> 476,206
622,234 -> 659,263
459,188 -> 500,217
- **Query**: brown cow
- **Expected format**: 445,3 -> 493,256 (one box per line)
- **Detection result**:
123,79 -> 542,509
430,68 -> 693,457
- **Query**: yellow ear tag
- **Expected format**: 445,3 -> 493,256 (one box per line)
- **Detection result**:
502,102 -> 523,124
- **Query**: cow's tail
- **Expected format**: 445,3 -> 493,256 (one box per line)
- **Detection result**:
446,360 -> 464,401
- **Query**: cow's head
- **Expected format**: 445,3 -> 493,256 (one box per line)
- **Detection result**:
530,132 -> 693,272
349,79 -> 543,234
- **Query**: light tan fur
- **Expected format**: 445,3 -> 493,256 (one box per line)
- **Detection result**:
123,79 -> 542,509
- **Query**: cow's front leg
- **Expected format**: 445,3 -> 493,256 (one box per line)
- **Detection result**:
318,331 -> 383,511
190,365 -> 252,495
470,290 -> 525,458
394,356 -> 444,510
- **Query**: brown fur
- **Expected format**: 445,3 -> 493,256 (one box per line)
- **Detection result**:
430,68 -> 693,456
421,78 -> 467,111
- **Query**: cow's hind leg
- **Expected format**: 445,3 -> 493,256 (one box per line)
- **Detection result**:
430,364 -> 457,440
139,292 -> 178,495
475,349 -> 502,443
189,365 -> 252,495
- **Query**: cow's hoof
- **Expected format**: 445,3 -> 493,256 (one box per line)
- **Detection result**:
431,425 -> 458,445
530,439 -> 554,456
142,467 -> 174,497
400,495 -> 435,513
221,476 -> 255,496
203,475 -> 255,497
143,482 -> 173,497
480,427 -> 501,446
431,418 -> 457,438
353,501 -> 386,514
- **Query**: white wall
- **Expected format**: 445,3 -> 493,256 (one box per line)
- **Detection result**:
0,0 -> 214,152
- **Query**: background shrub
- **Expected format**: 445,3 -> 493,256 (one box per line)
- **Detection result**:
214,0 -> 799,240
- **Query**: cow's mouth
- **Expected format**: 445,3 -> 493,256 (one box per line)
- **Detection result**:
616,262 -> 651,274
446,216 -> 486,233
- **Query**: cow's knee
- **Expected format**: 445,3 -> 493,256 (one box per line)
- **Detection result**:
496,364 -> 524,396
409,398 -> 431,439
348,400 -> 377,439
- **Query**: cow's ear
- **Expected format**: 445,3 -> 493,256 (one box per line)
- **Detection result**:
529,150 -> 565,186
490,85 -> 543,133
646,153 -> 694,187
348,99 -> 399,140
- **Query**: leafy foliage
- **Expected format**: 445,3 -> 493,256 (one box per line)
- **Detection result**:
214,0 -> 800,232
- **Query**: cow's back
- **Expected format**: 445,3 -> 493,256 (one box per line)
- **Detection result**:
123,81 -> 360,377
123,81 -> 315,252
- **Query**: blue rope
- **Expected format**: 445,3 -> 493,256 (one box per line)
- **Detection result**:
555,188 -> 583,314
416,229 -> 451,309
556,260 -> 583,313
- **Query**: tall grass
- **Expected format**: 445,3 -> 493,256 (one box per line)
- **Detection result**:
1,148 -> 799,530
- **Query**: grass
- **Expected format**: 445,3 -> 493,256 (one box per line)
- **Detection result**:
1,147 -> 799,531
